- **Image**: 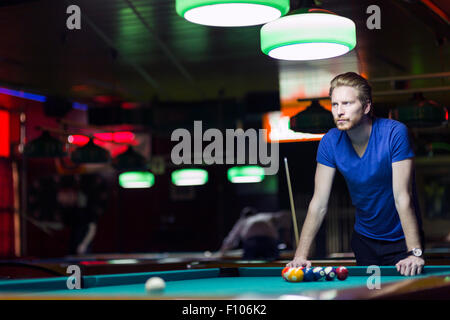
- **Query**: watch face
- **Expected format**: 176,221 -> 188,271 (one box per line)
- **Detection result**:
413,248 -> 422,257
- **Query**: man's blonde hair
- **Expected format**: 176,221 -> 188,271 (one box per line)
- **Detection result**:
329,72 -> 373,116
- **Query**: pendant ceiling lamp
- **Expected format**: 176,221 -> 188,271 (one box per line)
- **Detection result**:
71,138 -> 110,164
113,146 -> 148,171
289,99 -> 334,133
261,8 -> 356,60
176,0 -> 289,27
24,131 -> 66,158
389,92 -> 448,128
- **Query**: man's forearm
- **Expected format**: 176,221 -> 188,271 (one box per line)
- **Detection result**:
80,223 -> 97,247
395,194 -> 422,250
294,200 -> 327,258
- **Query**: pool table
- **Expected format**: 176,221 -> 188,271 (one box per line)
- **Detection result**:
0,266 -> 449,300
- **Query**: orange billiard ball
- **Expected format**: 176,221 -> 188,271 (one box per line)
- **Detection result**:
282,267 -> 304,282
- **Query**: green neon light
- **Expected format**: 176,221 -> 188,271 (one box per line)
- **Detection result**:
172,168 -> 209,186
119,171 -> 155,189
176,0 -> 289,16
227,166 -> 265,183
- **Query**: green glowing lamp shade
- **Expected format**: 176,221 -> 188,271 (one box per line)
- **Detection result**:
176,0 -> 289,27
227,166 -> 265,183
119,172 -> 155,189
172,169 -> 209,186
261,9 -> 356,60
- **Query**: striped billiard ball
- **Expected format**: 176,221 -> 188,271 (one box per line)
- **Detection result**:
283,267 -> 304,282
312,267 -> 325,281
281,266 -> 290,280
324,267 -> 337,281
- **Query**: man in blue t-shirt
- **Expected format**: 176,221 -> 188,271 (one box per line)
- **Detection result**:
287,72 -> 425,276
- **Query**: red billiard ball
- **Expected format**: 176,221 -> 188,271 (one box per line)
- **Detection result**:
336,266 -> 348,281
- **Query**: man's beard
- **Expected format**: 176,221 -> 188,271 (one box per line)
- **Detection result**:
334,114 -> 365,131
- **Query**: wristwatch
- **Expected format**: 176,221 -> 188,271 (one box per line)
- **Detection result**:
409,248 -> 423,257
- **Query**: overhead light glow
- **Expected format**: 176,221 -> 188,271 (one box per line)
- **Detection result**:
0,110 -> 10,158
269,43 -> 350,61
171,168 -> 208,186
72,102 -> 88,111
261,10 -> 356,61
119,171 -> 155,189
227,166 -> 265,183
68,134 -> 90,146
107,259 -> 139,264
176,0 -> 289,27
94,131 -> 136,144
0,87 -> 46,102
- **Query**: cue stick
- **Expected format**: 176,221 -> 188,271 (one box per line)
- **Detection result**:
284,157 -> 299,246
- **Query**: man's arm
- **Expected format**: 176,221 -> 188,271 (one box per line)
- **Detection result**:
287,163 -> 336,267
76,222 -> 97,255
392,158 -> 424,276
218,219 -> 244,257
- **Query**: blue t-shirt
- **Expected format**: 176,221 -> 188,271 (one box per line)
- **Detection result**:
316,118 -> 421,241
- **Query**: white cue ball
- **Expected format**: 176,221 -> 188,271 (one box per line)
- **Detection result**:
145,277 -> 166,293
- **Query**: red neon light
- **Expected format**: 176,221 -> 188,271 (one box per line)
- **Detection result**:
79,260 -> 108,265
121,102 -> 139,109
113,131 -> 135,143
0,110 -> 10,157
68,135 -> 90,146
94,132 -> 113,141
93,95 -> 114,104
69,132 -> 137,158
94,131 -> 135,144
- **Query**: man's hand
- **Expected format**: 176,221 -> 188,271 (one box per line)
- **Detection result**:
286,256 -> 311,268
396,255 -> 425,276
76,243 -> 87,255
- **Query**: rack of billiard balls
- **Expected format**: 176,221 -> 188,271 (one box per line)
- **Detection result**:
282,266 -> 348,282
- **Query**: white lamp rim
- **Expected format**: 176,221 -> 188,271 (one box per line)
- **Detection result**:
176,0 -> 290,26
176,0 -> 290,16
261,11 -> 357,58
268,42 -> 351,61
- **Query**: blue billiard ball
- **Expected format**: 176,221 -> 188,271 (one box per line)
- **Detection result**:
324,267 -> 337,281
312,267 -> 325,281
303,268 -> 315,282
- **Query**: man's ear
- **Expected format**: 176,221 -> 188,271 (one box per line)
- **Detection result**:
364,101 -> 372,115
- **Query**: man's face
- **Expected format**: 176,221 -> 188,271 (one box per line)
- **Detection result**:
331,86 -> 370,131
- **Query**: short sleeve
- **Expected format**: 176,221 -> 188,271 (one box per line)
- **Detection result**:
390,122 -> 415,163
316,132 -> 336,168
